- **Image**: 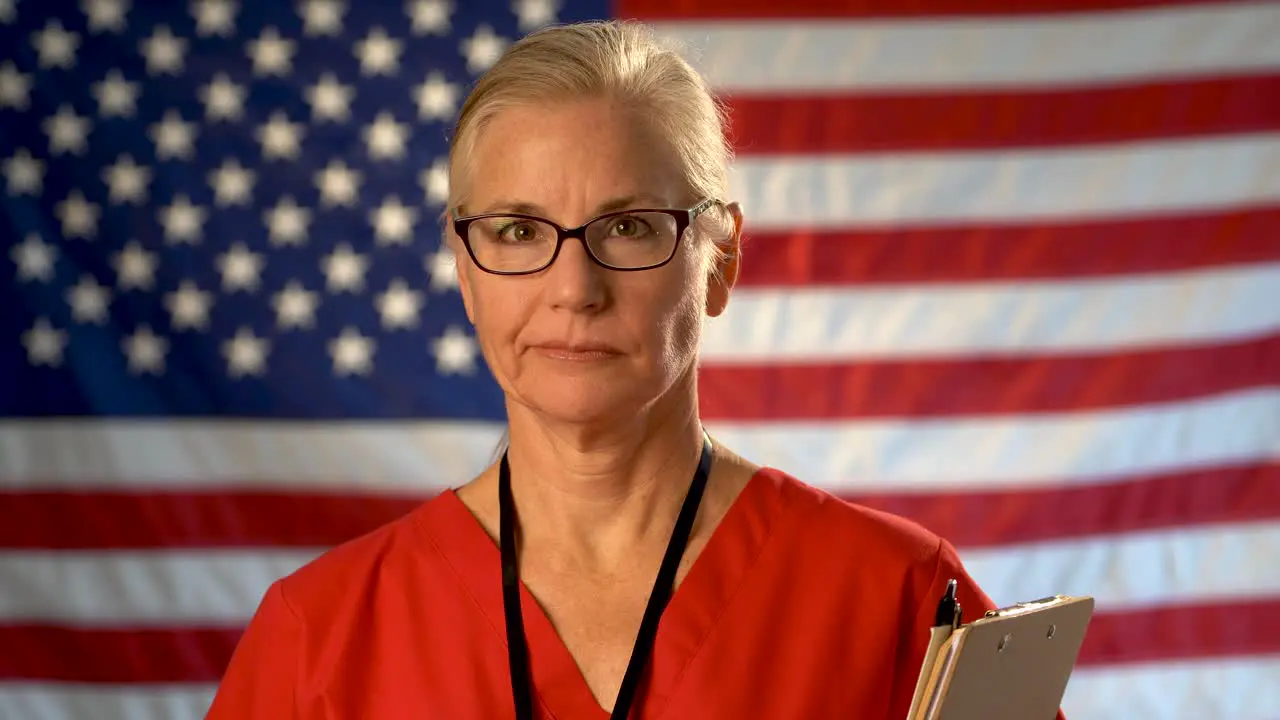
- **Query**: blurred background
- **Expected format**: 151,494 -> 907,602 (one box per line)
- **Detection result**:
1,0 -> 1278,718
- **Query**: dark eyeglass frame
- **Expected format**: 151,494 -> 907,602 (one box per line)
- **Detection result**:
451,197 -> 720,276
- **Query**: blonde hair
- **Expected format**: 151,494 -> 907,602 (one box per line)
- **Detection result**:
446,20 -> 734,220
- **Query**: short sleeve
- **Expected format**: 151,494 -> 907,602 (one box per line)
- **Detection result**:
892,537 -> 1068,720
205,580 -> 301,719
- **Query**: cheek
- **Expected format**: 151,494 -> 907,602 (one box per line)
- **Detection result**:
653,272 -> 707,367
466,278 -> 530,360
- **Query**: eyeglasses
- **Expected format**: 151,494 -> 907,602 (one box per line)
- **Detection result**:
452,197 -> 719,276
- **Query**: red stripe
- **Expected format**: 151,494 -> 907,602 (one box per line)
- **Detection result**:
0,490 -> 422,550
847,462 -> 1280,549
2,463 -> 1276,551
619,0 -> 1214,19
727,75 -> 1280,154
700,335 -> 1280,421
0,625 -> 239,683
735,205 -> 1280,287
3,597 -> 1275,682
1077,598 -> 1280,666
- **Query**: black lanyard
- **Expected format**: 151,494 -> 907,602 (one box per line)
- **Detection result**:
499,434 -> 715,720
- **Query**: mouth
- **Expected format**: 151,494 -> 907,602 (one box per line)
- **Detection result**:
530,342 -> 623,361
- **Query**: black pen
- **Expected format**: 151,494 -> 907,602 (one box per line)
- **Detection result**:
933,578 -> 962,629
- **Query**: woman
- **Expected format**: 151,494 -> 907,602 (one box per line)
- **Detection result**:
208,20 -> 1060,720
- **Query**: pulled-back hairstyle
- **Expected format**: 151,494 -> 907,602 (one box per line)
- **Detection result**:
445,20 -> 734,215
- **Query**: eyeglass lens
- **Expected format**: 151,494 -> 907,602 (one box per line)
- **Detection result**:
466,211 -> 681,273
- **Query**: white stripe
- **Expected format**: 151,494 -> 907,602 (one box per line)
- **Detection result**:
2,656 -> 1277,720
0,419 -> 504,491
3,389 -> 1278,492
730,133 -> 1280,230
712,388 -> 1280,490
654,3 -> 1280,92
706,262 -> 1280,361
1065,655 -> 1280,720
0,550 -> 314,624
2,522 -> 1277,624
960,522 -> 1280,610
0,684 -> 215,720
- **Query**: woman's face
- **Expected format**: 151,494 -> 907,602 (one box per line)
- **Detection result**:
452,97 -> 740,429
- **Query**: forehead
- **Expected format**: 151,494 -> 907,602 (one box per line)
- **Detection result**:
464,98 -> 688,216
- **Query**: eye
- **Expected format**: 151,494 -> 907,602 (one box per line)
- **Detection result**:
496,220 -> 540,243
608,215 -> 651,238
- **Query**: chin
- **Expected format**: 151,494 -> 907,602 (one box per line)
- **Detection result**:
519,376 -> 656,427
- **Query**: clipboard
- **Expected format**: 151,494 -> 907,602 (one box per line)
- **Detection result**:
907,594 -> 1094,720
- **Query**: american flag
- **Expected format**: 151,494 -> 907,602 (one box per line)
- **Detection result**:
1,0 -> 1278,717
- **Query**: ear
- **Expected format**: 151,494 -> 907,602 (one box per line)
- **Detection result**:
705,201 -> 743,318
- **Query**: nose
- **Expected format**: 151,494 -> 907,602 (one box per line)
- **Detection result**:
544,235 -> 607,313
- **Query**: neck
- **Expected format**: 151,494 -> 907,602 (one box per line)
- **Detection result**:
501,384 -> 706,572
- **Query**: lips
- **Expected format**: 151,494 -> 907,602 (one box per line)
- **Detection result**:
530,342 -> 623,360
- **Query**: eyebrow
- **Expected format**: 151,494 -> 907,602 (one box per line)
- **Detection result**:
476,193 -> 672,217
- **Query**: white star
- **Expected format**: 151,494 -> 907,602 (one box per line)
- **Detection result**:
321,243 -> 368,293
66,274 -> 112,324
425,245 -> 459,292
10,234 -> 58,282
370,195 -> 417,245
461,24 -> 507,75
305,73 -> 354,123
256,111 -> 304,161
158,194 -> 206,244
420,156 -> 449,205
164,280 -> 214,330
298,0 -> 344,36
22,318 -> 68,367
122,324 -> 168,375
0,61 -> 31,110
512,0 -> 558,31
354,27 -> 401,76
431,325 -> 478,375
407,0 -> 451,35
247,26 -> 295,77
33,20 -> 80,69
191,0 -> 237,37
103,154 -> 151,205
363,112 -> 408,161
272,280 -> 319,329
0,0 -> 15,23
56,190 -> 100,239
376,278 -> 424,330
414,71 -> 459,121
3,148 -> 44,196
217,242 -> 264,292
199,73 -> 246,122
328,326 -> 375,376
140,25 -> 187,75
92,69 -> 140,118
43,105 -> 92,156
315,158 -> 361,207
209,158 -> 255,207
223,326 -> 270,378
112,240 -> 158,290
264,195 -> 310,246
149,110 -> 198,160
82,0 -> 130,33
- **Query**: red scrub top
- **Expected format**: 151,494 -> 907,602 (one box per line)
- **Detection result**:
207,468 -> 1067,719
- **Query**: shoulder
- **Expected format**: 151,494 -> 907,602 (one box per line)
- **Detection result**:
763,467 -> 946,568
272,492 -> 457,614
757,466 -> 997,615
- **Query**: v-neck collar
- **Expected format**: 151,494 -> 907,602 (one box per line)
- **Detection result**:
416,468 -> 790,719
